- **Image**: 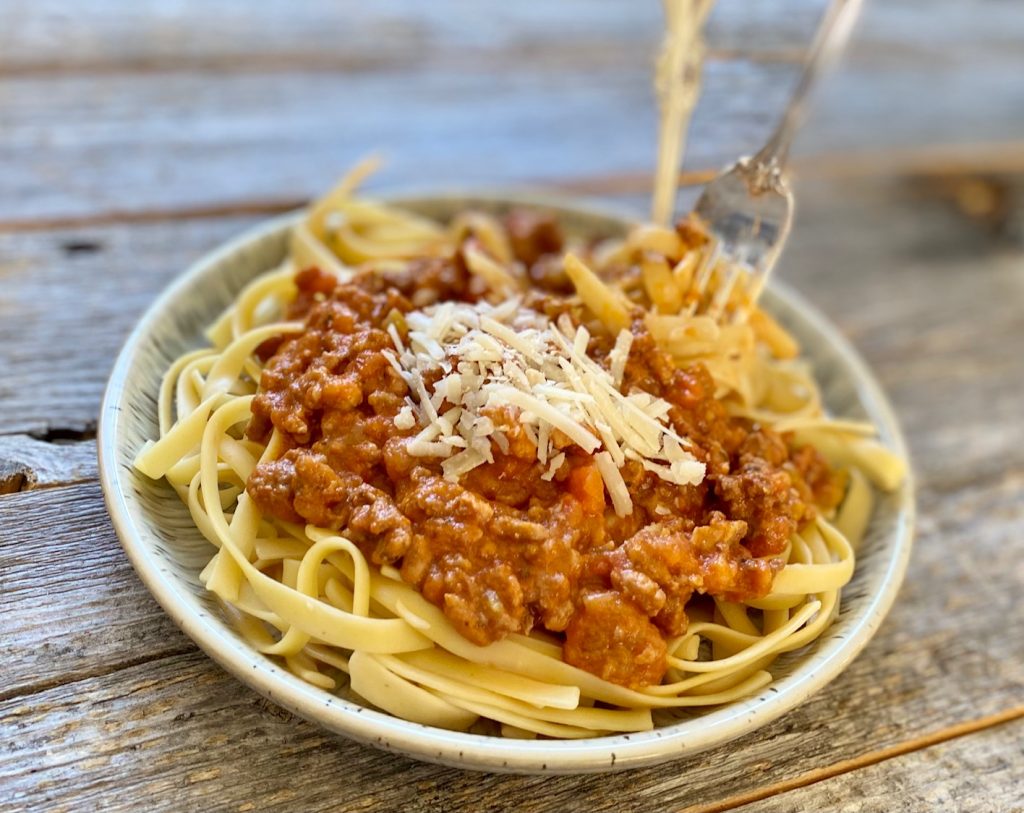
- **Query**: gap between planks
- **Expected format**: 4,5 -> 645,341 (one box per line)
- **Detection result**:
0,645 -> 196,704
677,705 -> 1024,813
1,141 -> 1022,235
0,47 -> 806,80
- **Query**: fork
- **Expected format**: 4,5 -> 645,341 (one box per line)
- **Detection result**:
691,0 -> 863,319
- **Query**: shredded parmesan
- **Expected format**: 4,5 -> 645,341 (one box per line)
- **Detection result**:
542,452 -> 566,481
609,329 -> 633,387
595,451 -> 632,517
394,404 -> 416,430
385,297 -> 705,507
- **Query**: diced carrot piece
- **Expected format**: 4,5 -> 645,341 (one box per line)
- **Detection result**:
568,464 -> 606,514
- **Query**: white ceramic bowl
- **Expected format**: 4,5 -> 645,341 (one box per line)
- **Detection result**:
99,195 -> 915,773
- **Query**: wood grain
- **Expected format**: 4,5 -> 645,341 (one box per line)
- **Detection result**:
0,0 -> 813,225
727,717 -> 1024,813
0,483 -> 193,702
2,462 -> 1021,811
0,0 -> 824,74
0,59 -> 796,225
2,1 -> 1022,225
0,215 -> 263,437
798,0 -> 1024,155
0,437 -> 97,493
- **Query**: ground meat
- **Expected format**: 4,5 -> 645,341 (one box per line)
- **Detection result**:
582,514 -> 780,639
564,591 -> 667,689
503,211 -> 572,293
623,330 -> 746,476
245,254 -> 841,689
247,288 -> 408,449
505,210 -> 564,268
287,267 -> 341,319
245,455 -> 302,523
379,255 -> 475,308
789,442 -> 847,511
716,455 -> 807,558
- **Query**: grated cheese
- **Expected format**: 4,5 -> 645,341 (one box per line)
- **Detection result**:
542,452 -> 566,481
442,448 -> 488,479
608,329 -> 633,387
385,297 -> 705,504
494,387 -> 601,453
387,323 -> 406,355
595,451 -> 632,517
394,404 -> 416,430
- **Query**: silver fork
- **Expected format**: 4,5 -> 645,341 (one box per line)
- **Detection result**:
691,0 -> 863,319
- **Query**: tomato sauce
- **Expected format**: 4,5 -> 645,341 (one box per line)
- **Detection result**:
246,250 -> 842,688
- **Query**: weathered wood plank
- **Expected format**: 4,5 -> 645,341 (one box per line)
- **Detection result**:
0,59 -> 798,225
726,718 -> 1024,813
5,62 -> 1021,228
2,1 -> 1021,805
0,483 -> 193,701
2,1 -> 1022,225
0,0 -> 824,74
1,469 -> 1021,811
5,0 -> 1018,79
0,215 -> 263,437
795,0 -> 1024,153
0,436 -> 97,493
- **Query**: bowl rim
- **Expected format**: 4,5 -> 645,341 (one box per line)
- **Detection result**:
98,193 -> 915,774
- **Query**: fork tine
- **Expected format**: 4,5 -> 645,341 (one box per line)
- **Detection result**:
692,239 -> 720,298
708,261 -> 744,321
730,264 -> 768,325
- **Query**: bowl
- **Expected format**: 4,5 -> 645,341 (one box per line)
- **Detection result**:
99,194 -> 915,773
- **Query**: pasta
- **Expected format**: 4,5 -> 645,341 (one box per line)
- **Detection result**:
134,161 -> 905,737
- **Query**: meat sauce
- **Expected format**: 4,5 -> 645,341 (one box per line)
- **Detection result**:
246,222 -> 843,688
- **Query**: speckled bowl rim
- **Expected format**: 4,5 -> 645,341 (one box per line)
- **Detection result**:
99,193 -> 915,774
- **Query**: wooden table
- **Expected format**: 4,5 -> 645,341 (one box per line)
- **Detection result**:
2,2 -> 1022,810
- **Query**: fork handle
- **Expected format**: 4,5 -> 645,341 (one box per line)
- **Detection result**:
754,0 -> 863,169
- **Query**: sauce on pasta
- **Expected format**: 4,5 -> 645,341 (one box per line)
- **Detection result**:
244,229 -> 843,689
134,179 -> 905,736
